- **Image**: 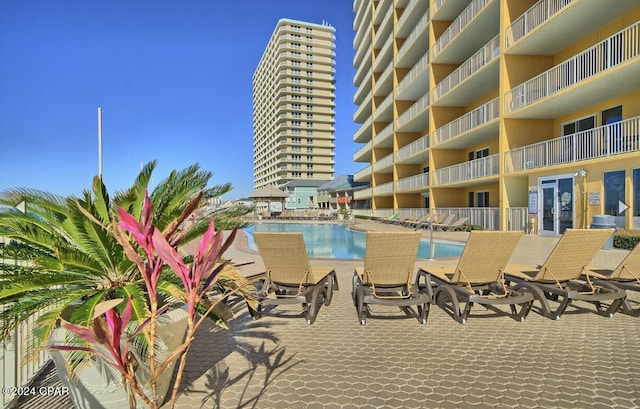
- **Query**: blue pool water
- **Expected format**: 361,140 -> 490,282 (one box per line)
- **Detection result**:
244,223 -> 464,260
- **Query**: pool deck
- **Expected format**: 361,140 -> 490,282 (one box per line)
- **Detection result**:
15,220 -> 640,408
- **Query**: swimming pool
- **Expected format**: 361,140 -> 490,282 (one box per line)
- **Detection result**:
243,223 -> 464,259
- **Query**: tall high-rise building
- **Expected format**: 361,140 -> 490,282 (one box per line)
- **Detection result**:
352,0 -> 640,233
253,19 -> 336,190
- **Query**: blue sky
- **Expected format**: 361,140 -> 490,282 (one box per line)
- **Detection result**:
0,0 -> 359,200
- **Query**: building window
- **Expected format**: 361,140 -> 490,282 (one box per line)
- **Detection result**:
469,148 -> 489,161
291,121 -> 301,127
469,191 -> 489,207
307,138 -> 313,144
292,172 -> 301,177
306,113 -> 313,119
291,137 -> 301,143
307,172 -> 314,177
291,155 -> 301,160
307,164 -> 313,169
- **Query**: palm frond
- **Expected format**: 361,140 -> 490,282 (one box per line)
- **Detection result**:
113,160 -> 156,218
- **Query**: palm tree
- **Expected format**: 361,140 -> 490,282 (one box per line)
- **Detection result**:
0,161 -> 252,350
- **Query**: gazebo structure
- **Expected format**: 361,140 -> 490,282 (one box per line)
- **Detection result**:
248,185 -> 288,218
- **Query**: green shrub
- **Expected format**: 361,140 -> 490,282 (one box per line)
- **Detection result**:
614,230 -> 640,250
464,224 -> 484,232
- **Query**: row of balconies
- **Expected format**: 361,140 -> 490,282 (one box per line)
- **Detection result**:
353,114 -> 640,189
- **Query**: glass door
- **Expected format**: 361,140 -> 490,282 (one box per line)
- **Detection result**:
541,182 -> 557,235
539,176 -> 575,235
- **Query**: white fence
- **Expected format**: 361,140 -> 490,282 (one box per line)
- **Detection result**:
397,173 -> 430,192
505,116 -> 640,172
506,0 -> 574,48
434,97 -> 499,145
506,22 -> 640,112
1,242 -> 51,409
434,154 -> 499,185
432,0 -> 490,59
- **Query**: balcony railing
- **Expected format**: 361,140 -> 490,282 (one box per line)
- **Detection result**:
434,97 -> 499,145
506,22 -> 640,113
504,116 -> 640,172
434,154 -> 499,185
505,0 -> 574,48
353,188 -> 372,200
1,242 -> 52,409
397,50 -> 429,96
432,0 -> 490,60
397,7 -> 430,63
436,207 -> 499,230
507,207 -> 529,232
432,35 -> 499,101
374,122 -> 394,147
373,154 -> 394,172
397,173 -> 430,192
396,133 -> 430,162
354,165 -> 372,181
373,181 -> 394,196
397,92 -> 429,129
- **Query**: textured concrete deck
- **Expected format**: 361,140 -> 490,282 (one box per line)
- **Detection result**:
14,220 -> 640,408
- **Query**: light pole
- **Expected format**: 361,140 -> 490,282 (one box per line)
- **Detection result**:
98,107 -> 103,179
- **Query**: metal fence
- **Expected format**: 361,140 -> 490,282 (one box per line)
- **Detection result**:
1,239 -> 51,409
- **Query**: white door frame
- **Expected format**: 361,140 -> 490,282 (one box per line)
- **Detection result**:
538,173 -> 575,236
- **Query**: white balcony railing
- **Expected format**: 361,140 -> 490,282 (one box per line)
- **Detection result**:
397,173 -> 430,192
505,0 -> 574,48
436,207 -> 500,230
507,207 -> 529,232
397,92 -> 430,128
397,50 -> 429,96
354,165 -> 372,181
373,154 -> 394,172
506,22 -> 640,113
434,97 -> 499,145
434,154 -> 499,185
374,122 -> 394,147
397,7 -> 430,63
432,0 -> 490,60
396,133 -> 430,162
432,35 -> 500,101
373,181 -> 394,195
504,116 -> 640,172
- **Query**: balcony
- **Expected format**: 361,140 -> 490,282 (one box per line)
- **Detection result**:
396,133 -> 430,164
353,187 -> 372,200
396,7 -> 430,69
353,139 -> 372,162
354,165 -> 372,182
397,172 -> 430,192
505,0 -> 639,55
373,153 -> 394,173
504,116 -> 640,173
433,153 -> 499,186
373,93 -> 394,123
373,181 -> 394,196
432,0 -> 472,21
373,35 -> 393,73
353,90 -> 372,123
431,0 -> 499,64
435,207 -> 499,230
505,22 -> 640,118
353,116 -> 372,143
397,0 -> 429,38
433,97 -> 499,148
373,122 -> 394,148
396,50 -> 429,101
431,35 -> 499,106
396,92 -> 430,133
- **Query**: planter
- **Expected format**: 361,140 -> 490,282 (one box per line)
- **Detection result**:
50,307 -> 188,409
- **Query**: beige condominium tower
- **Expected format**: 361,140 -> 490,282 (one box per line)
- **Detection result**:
352,0 -> 640,233
253,18 -> 337,190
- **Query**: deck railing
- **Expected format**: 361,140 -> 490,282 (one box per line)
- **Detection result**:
433,35 -> 500,101
397,93 -> 429,129
432,0 -> 490,60
397,173 -> 430,192
1,240 -> 52,409
436,207 -> 500,230
434,97 -> 499,145
434,154 -> 499,185
397,7 -> 430,63
506,22 -> 640,113
373,181 -> 394,196
396,133 -> 430,162
505,0 -> 574,48
507,207 -> 529,232
505,116 -> 640,172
